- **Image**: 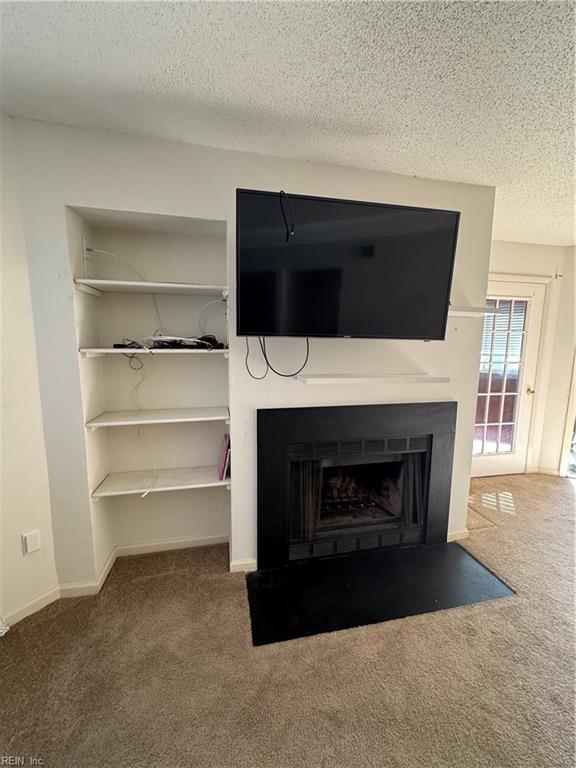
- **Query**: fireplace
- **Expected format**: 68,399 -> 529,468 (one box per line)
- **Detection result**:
288,438 -> 428,560
257,403 -> 456,569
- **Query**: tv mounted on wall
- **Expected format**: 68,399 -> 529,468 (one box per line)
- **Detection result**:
236,189 -> 459,340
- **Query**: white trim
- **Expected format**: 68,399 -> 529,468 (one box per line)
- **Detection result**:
526,282 -> 560,471
559,352 -> 576,477
475,277 -> 551,476
3,586 -> 61,626
230,558 -> 257,573
6,537 -> 231,623
526,466 -> 560,477
115,534 -> 228,557
59,545 -> 117,597
447,529 -> 469,542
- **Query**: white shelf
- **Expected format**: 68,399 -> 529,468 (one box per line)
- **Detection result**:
80,347 -> 229,357
295,373 -> 451,384
75,278 -> 228,297
92,465 -> 230,499
86,406 -> 230,429
449,306 -> 498,317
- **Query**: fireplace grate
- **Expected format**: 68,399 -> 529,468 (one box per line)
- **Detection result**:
289,436 -> 430,461
289,525 -> 424,560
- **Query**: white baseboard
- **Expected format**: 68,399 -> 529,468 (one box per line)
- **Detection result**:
447,529 -> 469,542
60,545 -> 117,598
526,466 -> 560,476
3,585 -> 61,627
6,535 -> 230,626
115,534 -> 228,557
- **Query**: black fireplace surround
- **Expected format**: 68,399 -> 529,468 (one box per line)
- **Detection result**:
257,402 -> 457,570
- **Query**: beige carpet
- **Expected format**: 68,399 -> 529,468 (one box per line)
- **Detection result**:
1,474 -> 574,768
467,505 -> 497,530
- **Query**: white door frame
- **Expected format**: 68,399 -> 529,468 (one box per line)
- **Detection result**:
490,272 -> 562,474
471,272 -> 562,476
559,352 -> 576,477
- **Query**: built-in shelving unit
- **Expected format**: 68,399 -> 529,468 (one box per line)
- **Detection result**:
92,465 -> 230,499
80,347 -> 229,357
296,373 -> 451,384
69,206 -> 231,554
448,305 -> 498,317
86,406 -> 230,429
75,278 -> 228,297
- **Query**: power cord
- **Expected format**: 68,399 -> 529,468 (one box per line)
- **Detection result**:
279,190 -> 295,242
260,337 -> 309,377
245,337 -> 269,379
85,247 -> 164,334
128,360 -> 159,498
198,298 -> 227,335
244,336 -> 309,379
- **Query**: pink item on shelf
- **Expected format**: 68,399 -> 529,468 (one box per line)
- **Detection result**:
218,434 -> 230,481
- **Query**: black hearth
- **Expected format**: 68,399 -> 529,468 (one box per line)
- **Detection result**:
248,402 -> 514,645
257,402 -> 456,569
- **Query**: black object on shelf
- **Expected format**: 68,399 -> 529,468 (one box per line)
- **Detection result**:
112,334 -> 226,350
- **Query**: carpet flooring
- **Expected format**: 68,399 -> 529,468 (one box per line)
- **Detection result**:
1,474 -> 574,768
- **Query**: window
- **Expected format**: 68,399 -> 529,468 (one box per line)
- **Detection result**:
473,298 -> 527,455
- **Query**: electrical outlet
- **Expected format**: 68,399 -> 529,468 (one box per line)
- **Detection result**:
22,530 -> 41,555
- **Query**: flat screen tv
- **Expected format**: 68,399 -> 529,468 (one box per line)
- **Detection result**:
236,189 -> 459,340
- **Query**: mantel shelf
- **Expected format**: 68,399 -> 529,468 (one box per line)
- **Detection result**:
448,305 -> 498,317
74,278 -> 228,297
86,406 -> 230,430
92,465 -> 231,499
295,373 -> 451,385
80,347 -> 229,358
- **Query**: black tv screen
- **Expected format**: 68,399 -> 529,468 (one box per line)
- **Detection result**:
236,189 -> 459,340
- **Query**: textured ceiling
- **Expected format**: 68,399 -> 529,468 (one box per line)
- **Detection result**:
1,1 -> 574,245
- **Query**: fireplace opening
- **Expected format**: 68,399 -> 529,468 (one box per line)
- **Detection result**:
288,438 -> 429,561
318,460 -> 403,531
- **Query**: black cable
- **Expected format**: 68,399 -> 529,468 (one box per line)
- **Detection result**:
119,338 -> 145,370
259,336 -> 309,377
123,353 -> 144,370
279,190 -> 295,242
245,336 -> 269,379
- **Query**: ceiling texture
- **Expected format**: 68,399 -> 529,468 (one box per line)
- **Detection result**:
1,1 -> 574,245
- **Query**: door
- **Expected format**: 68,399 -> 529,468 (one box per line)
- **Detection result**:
471,280 -> 545,476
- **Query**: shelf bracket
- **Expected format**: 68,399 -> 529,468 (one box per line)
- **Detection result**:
75,283 -> 103,297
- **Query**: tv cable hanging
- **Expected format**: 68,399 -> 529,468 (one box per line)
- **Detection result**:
279,190 -> 295,242
245,336 -> 309,380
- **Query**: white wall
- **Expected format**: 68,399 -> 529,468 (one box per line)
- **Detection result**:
490,241 -> 575,473
0,116 -> 59,622
10,116 -> 494,582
